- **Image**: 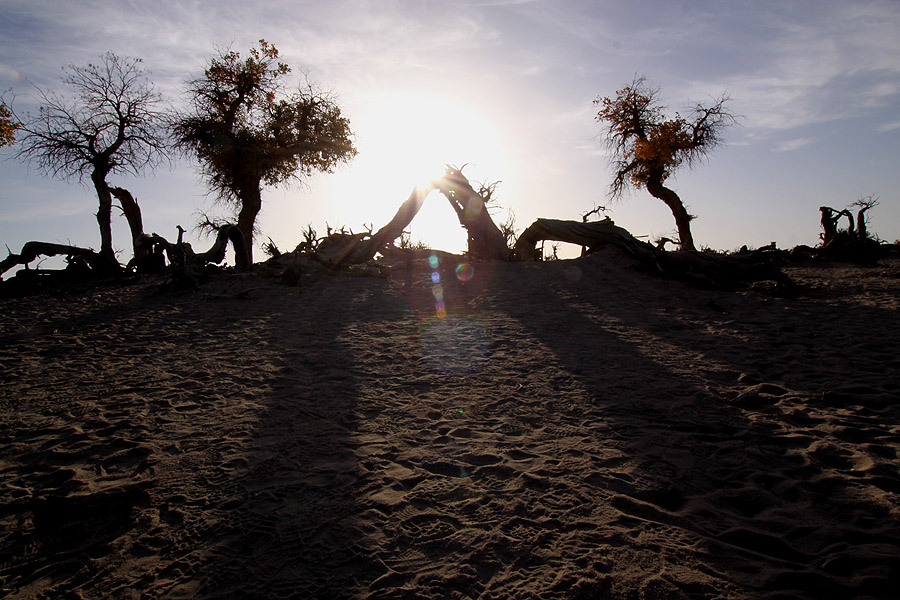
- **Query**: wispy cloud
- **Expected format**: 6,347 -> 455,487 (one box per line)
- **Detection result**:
717,1 -> 900,132
774,137 -> 814,152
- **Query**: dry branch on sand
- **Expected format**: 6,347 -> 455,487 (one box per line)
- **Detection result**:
0,241 -> 114,278
0,222 -> 248,296
513,217 -> 794,291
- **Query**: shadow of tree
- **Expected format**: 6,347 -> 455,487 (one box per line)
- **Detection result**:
192,274 -> 402,599
489,254 -> 900,598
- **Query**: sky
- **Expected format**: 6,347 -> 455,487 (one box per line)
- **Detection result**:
2,0 -> 899,269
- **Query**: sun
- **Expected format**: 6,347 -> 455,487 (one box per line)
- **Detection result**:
331,91 -> 509,252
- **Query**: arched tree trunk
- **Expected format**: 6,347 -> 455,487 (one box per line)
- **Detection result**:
513,217 -> 650,261
314,186 -> 430,267
235,185 -> 262,270
434,167 -> 509,261
840,210 -> 854,237
110,187 -> 150,264
646,171 -> 696,251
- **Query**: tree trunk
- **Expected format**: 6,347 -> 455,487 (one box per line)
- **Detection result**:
434,167 -> 509,261
513,217 -> 652,262
645,171 -> 696,251
236,185 -> 262,270
92,172 -> 117,263
193,224 -> 247,265
820,207 -> 839,245
314,186 -> 430,267
110,187 -> 149,263
840,210 -> 854,237
856,206 -> 871,240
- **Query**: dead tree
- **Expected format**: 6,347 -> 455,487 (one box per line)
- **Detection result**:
434,166 -> 509,261
852,195 -> 879,241
513,216 -> 792,290
2,221 -> 247,294
110,187 -> 151,266
313,186 -> 431,267
818,199 -> 883,264
11,53 -> 169,265
0,242 -> 111,279
819,206 -> 854,246
514,217 -> 647,262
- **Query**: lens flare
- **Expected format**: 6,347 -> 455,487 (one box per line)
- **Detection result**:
455,263 -> 474,282
429,254 -> 445,318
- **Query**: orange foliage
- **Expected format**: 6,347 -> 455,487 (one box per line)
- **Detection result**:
0,102 -> 20,147
596,84 -> 696,188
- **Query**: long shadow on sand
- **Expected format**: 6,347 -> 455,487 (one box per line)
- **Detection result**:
192,273 -> 401,599
491,254 -> 900,599
0,273 -> 400,599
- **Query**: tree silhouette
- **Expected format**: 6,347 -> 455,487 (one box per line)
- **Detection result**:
172,40 -> 357,269
12,53 -> 168,267
595,76 -> 735,251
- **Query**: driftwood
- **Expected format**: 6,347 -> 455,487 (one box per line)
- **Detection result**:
133,224 -> 248,288
434,166 -> 509,261
1,221 -> 248,295
514,217 -> 793,290
0,241 -> 116,278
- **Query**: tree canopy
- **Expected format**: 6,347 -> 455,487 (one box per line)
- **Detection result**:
172,39 -> 357,269
12,53 -> 168,265
595,76 -> 735,251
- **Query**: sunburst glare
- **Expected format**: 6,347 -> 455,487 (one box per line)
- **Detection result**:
331,90 -> 509,252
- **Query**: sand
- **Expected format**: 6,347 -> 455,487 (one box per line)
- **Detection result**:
1,251 -> 899,599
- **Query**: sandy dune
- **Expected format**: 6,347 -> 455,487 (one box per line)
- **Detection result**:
1,251 -> 899,599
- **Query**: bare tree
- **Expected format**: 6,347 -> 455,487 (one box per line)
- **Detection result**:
595,76 -> 736,251
12,53 -> 168,267
851,194 -> 879,241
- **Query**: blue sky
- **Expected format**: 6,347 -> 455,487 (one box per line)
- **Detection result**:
2,0 -> 899,265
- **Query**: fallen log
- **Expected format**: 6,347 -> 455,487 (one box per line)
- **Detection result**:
0,241 -> 117,278
513,216 -> 793,290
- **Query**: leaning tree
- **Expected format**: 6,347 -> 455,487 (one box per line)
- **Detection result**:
595,76 -> 735,251
173,40 -> 357,270
11,53 -> 169,268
